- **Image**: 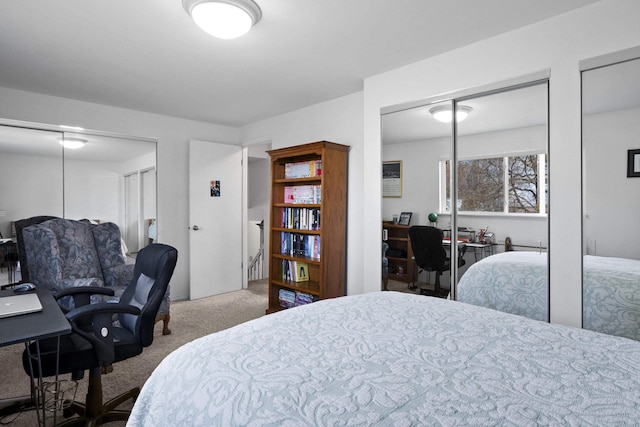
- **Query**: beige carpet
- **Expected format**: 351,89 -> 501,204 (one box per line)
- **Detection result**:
0,281 -> 267,426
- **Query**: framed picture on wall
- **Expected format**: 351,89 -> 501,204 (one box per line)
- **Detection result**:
382,160 -> 402,197
628,149 -> 640,177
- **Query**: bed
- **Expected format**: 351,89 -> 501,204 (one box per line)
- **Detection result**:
457,251 -> 640,341
457,251 -> 548,321
128,292 -> 640,426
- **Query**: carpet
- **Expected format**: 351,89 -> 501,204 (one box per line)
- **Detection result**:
0,281 -> 267,426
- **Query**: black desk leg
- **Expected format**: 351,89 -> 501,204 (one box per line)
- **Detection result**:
24,336 -> 63,426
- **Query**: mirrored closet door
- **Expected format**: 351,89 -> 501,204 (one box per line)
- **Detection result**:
582,52 -> 640,340
0,121 -> 157,263
382,79 -> 549,318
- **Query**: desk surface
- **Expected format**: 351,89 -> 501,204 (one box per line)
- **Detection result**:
0,286 -> 70,347
442,239 -> 493,248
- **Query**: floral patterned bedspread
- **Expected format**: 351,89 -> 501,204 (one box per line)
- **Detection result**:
457,251 -> 640,341
457,251 -> 549,321
128,292 -> 640,426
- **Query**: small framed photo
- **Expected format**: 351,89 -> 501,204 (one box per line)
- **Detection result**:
628,149 -> 640,177
398,212 -> 412,226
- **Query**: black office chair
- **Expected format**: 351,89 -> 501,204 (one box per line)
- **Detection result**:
22,243 -> 177,426
408,226 -> 466,297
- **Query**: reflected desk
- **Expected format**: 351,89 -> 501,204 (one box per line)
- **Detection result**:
0,286 -> 71,425
443,239 -> 495,261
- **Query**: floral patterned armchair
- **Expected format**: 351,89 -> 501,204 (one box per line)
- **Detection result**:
22,218 -> 171,335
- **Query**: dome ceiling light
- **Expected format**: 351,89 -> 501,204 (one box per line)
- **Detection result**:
183,0 -> 262,40
59,137 -> 87,149
429,105 -> 473,123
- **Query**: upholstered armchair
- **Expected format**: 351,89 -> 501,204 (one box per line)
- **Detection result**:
22,218 -> 171,335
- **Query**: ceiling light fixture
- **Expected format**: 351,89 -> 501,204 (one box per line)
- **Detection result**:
429,105 -> 473,123
183,0 -> 262,40
59,137 -> 87,149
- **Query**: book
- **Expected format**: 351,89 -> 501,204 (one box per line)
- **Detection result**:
281,207 -> 321,230
281,232 -> 320,259
283,185 -> 321,204
284,160 -> 322,179
294,291 -> 315,306
292,261 -> 309,282
279,289 -> 296,308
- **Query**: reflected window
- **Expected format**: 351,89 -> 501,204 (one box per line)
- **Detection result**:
442,153 -> 547,214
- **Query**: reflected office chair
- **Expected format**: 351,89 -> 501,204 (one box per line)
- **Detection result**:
408,226 -> 466,297
22,243 -> 177,426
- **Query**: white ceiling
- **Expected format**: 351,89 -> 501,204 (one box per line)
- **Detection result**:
0,0 -> 601,127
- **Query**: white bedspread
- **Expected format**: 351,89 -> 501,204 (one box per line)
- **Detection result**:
457,251 -> 640,341
457,251 -> 548,321
128,292 -> 640,426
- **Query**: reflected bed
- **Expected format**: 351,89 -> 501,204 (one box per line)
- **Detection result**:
457,251 -> 640,341
128,291 -> 640,426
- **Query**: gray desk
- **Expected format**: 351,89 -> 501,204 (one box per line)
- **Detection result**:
0,286 -> 70,346
0,286 -> 71,425
442,239 -> 495,261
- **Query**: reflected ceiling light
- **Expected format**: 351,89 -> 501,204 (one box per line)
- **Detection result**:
429,105 -> 473,123
59,125 -> 85,131
183,0 -> 262,39
59,137 -> 87,149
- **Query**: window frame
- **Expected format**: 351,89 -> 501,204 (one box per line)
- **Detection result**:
440,150 -> 547,217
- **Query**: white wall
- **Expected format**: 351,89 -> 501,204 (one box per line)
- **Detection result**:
0,86 -> 239,301
64,159 -> 121,224
364,0 -> 640,327
240,92 -> 365,294
0,152 -> 63,236
584,107 -> 640,259
248,157 -> 270,277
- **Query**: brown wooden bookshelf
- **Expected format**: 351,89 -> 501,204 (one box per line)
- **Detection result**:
382,221 -> 416,284
266,141 -> 349,314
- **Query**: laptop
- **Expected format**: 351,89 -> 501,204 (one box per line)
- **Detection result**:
0,293 -> 43,319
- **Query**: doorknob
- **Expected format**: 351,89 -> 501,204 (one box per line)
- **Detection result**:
192,225 -> 200,231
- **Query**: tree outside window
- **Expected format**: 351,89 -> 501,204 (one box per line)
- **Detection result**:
444,154 -> 546,214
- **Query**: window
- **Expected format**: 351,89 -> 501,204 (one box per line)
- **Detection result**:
443,153 -> 547,214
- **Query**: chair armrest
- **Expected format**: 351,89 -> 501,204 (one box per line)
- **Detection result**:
56,286 -> 115,299
56,285 -> 115,309
66,302 -> 142,366
65,302 -> 140,323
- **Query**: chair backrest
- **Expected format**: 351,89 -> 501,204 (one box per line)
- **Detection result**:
14,215 -> 59,282
409,226 -> 447,272
23,218 -> 104,285
118,243 -> 177,347
89,221 -> 127,270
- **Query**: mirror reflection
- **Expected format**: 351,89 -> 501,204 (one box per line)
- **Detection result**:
382,82 -> 549,321
0,123 -> 156,286
582,56 -> 640,341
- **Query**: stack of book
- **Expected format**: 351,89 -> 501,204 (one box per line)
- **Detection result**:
283,185 -> 321,204
278,288 -> 316,308
284,160 -> 322,179
281,233 -> 321,259
278,289 -> 296,308
280,207 -> 320,230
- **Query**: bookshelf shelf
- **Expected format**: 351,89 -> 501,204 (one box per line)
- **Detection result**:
267,141 -> 349,314
382,222 -> 416,284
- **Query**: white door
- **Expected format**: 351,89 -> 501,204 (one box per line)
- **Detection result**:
189,140 -> 243,299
